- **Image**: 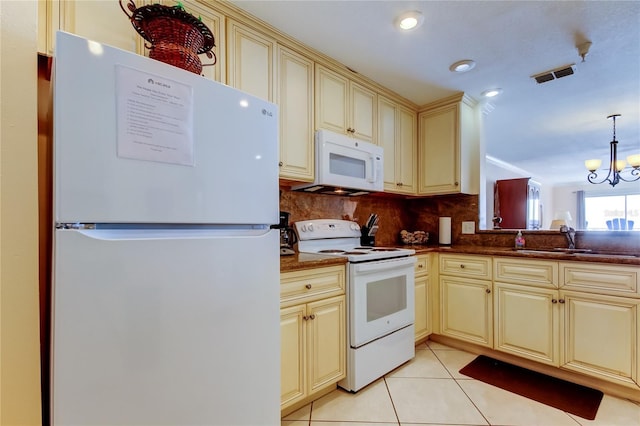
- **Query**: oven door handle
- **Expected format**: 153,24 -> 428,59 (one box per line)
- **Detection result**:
353,256 -> 416,272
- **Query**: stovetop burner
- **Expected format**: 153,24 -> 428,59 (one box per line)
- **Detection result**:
295,219 -> 415,262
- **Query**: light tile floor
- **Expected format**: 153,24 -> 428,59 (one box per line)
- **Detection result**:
282,340 -> 640,426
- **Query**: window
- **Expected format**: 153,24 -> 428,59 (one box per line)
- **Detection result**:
583,193 -> 639,230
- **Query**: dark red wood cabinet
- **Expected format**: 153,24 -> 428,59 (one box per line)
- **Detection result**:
494,177 -> 541,229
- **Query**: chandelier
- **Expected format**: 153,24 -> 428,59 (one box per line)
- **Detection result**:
585,114 -> 640,187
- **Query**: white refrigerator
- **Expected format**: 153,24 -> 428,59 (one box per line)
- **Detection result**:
51,32 -> 280,425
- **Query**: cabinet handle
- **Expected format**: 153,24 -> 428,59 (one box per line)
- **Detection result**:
559,299 -> 565,304
303,315 -> 309,321
455,182 -> 459,186
418,264 -> 424,269
309,314 -> 316,320
305,284 -> 312,289
278,161 -> 283,167
397,182 -> 403,187
552,299 -> 558,304
460,264 -> 465,269
485,288 -> 491,294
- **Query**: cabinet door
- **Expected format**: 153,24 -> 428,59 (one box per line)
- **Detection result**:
561,291 -> 639,388
494,282 -> 560,366
227,19 -> 275,101
379,97 -> 417,194
307,295 -> 346,393
397,105 -> 417,193
350,81 -> 376,142
277,45 -> 314,181
418,104 -> 459,194
315,65 -> 348,134
169,0 -> 225,83
39,0 -> 144,55
378,97 -> 398,190
280,304 -> 307,408
440,276 -> 493,347
414,274 -> 430,342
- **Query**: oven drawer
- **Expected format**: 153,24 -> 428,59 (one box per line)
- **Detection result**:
439,254 -> 492,280
280,265 -> 346,306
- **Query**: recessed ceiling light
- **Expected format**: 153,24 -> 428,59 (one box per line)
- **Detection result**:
396,11 -> 424,31
482,88 -> 503,98
449,60 -> 476,73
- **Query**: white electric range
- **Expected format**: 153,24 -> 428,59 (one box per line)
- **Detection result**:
294,219 -> 416,392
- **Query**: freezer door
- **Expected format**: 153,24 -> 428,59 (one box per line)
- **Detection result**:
51,228 -> 280,425
54,32 -> 278,225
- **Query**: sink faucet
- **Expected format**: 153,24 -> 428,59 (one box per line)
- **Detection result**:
559,225 -> 576,249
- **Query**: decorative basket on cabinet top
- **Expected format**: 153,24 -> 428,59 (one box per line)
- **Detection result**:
119,0 -> 216,74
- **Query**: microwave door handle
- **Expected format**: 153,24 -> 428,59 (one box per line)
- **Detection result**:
367,154 -> 376,183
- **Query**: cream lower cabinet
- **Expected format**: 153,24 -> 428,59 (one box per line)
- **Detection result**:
378,95 -> 417,194
494,282 -> 560,366
559,262 -> 640,389
439,254 -> 493,347
561,291 -> 639,388
493,258 -> 560,366
414,254 -> 431,342
492,258 -> 640,389
280,265 -> 346,412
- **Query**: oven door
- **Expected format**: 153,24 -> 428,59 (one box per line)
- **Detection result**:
348,256 -> 415,348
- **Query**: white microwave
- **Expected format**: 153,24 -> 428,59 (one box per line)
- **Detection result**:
293,129 -> 384,196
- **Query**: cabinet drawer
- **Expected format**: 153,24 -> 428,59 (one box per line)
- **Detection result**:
439,254 -> 492,279
560,262 -> 639,297
414,255 -> 429,276
281,265 -> 345,306
494,258 -> 558,288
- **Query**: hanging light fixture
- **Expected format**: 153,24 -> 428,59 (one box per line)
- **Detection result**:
585,114 -> 640,187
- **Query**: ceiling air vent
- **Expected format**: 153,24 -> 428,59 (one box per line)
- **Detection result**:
532,64 -> 576,84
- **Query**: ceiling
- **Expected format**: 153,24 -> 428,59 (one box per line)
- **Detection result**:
229,0 -> 640,186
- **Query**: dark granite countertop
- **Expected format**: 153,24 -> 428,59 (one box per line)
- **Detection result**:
281,245 -> 639,272
403,245 -> 640,266
280,252 -> 348,272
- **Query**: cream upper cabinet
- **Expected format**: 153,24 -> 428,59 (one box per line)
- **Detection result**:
277,45 -> 315,182
39,0 -> 144,55
439,254 -> 493,347
418,93 -> 480,195
414,254 -> 431,342
227,19 -> 275,101
164,0 -> 226,83
315,64 -> 376,142
280,266 -> 346,414
378,96 -> 417,194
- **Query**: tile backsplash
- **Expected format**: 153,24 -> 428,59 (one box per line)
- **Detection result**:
280,186 -> 639,253
279,187 -> 478,247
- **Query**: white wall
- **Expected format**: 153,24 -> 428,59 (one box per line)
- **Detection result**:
0,1 -> 43,424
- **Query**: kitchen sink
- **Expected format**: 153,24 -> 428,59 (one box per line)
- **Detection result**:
514,248 -> 639,258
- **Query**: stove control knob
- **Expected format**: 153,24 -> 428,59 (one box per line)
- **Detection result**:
299,224 -> 307,232
350,223 -> 360,231
308,224 -> 314,232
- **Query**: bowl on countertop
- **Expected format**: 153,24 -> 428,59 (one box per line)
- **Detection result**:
400,230 -> 429,245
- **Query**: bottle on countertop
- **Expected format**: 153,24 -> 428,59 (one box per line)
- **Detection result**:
515,230 -> 525,249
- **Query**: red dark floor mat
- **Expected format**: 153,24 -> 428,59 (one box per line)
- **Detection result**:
459,355 -> 603,420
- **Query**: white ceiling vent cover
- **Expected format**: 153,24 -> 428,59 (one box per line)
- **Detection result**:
532,64 -> 576,84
